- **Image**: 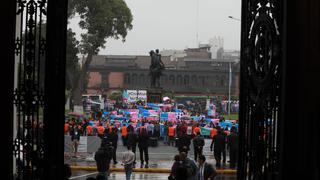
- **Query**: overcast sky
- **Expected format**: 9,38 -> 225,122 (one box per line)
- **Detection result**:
68,0 -> 241,55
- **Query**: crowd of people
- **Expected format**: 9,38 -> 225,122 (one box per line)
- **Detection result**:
64,100 -> 239,180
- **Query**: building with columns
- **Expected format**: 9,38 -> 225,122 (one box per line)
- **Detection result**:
86,47 -> 240,98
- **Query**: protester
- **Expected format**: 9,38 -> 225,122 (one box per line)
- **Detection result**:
163,122 -> 169,145
138,123 -> 150,168
121,146 -> 135,180
121,123 -> 128,146
197,155 -> 217,180
70,123 -> 81,157
210,127 -> 226,168
65,98 -> 240,172
168,124 -> 175,146
179,152 -> 198,180
126,129 -> 138,167
94,141 -> 112,180
168,154 -> 181,180
227,126 -> 239,168
177,129 -> 191,155
87,123 -> 93,136
109,127 -> 118,164
193,131 -> 205,161
64,121 -> 70,135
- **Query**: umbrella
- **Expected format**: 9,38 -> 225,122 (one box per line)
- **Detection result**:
163,96 -> 170,101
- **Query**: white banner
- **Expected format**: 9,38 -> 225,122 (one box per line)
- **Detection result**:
137,90 -> 147,101
127,90 -> 138,102
124,90 -> 147,102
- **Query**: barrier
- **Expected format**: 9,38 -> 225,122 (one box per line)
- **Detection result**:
65,135 -> 101,153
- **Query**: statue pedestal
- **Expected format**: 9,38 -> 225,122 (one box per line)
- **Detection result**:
147,87 -> 163,103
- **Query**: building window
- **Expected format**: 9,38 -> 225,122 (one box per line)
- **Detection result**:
191,75 -> 197,86
161,74 -> 168,85
139,74 -> 145,85
198,76 -> 205,87
169,75 -> 175,85
124,73 -> 130,84
221,76 -> 225,86
184,75 -> 190,86
177,75 -> 182,86
132,73 -> 137,85
215,75 -> 220,87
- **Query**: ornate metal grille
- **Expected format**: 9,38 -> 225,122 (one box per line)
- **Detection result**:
238,0 -> 282,179
13,0 -> 47,179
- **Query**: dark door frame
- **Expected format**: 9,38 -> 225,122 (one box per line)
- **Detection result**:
2,0 -> 319,180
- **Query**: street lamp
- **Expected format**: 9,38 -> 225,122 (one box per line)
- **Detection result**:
228,16 -> 241,22
228,61 -> 232,117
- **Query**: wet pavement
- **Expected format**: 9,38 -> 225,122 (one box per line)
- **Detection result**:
65,139 -> 236,170
66,138 -> 237,179
70,171 -> 236,180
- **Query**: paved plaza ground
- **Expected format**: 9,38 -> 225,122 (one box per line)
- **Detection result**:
65,139 -> 234,169
65,138 -> 237,179
70,171 -> 236,180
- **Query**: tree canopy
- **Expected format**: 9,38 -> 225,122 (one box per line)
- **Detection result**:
67,0 -> 133,104
69,0 -> 133,54
66,28 -> 80,91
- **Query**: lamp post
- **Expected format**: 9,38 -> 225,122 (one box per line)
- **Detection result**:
226,15 -> 239,117
228,61 -> 232,117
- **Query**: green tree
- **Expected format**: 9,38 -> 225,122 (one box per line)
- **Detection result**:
68,0 -> 133,105
66,29 -> 80,91
109,91 -> 122,101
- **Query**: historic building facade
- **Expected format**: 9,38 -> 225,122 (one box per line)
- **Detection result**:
86,47 -> 240,97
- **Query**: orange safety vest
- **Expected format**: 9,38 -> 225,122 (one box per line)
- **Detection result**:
139,126 -> 146,134
193,127 -> 201,135
87,125 -> 93,135
64,123 -> 69,134
210,128 -> 217,138
109,125 -> 115,133
168,127 -> 175,137
97,126 -> 105,135
121,126 -> 127,137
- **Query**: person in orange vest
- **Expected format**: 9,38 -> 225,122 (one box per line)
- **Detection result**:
86,124 -> 93,136
193,124 -> 201,136
210,127 -> 218,138
64,121 -> 70,135
109,123 -> 115,135
168,125 -> 175,146
77,124 -> 83,136
121,123 -> 128,146
97,123 -> 105,139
